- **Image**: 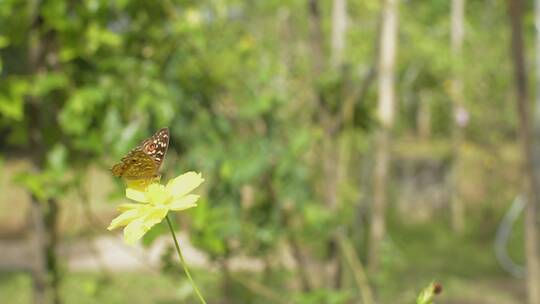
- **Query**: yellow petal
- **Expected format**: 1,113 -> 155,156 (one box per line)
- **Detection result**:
146,184 -> 169,205
117,203 -> 144,212
169,194 -> 200,211
142,206 -> 169,227
123,218 -> 149,244
122,206 -> 168,244
166,172 -> 204,198
107,208 -> 144,230
126,188 -> 148,203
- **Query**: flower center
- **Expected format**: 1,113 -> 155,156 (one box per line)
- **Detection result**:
146,184 -> 171,206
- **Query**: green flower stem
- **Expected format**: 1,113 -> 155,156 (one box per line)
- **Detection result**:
165,215 -> 207,304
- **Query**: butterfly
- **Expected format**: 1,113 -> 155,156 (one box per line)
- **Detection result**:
111,128 -> 169,181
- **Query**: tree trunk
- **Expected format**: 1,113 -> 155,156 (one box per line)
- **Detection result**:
30,197 -> 48,304
534,0 -> 540,200
328,0 -> 352,288
369,130 -> 390,274
45,198 -> 61,304
507,1 -> 540,303
376,0 -> 398,129
27,2 -> 48,302
450,0 -> 466,233
534,3 -> 540,293
331,0 -> 347,67
30,188 -> 62,304
308,0 -> 325,76
308,0 -> 344,289
368,0 -> 398,274
417,91 -> 432,140
220,258 -> 233,304
28,0 -> 62,302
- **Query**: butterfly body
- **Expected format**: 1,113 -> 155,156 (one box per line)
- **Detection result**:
112,128 -> 169,181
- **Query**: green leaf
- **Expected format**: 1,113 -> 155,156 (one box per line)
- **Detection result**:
32,72 -> 68,97
0,36 -> 8,48
0,78 -> 29,121
13,172 -> 48,202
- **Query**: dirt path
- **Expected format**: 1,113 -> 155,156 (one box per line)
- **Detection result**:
0,232 -> 265,273
0,232 -> 207,272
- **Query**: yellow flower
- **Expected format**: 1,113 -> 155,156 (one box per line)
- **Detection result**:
108,172 -> 204,244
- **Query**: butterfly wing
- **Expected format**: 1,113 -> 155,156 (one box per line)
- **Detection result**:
135,127 -> 169,170
111,128 -> 169,180
118,150 -> 158,180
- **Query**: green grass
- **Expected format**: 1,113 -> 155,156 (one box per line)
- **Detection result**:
0,271 -> 217,304
0,272 -> 31,304
374,216 -> 524,304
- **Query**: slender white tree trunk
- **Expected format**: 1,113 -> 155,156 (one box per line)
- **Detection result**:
377,0 -> 398,129
450,0 -> 466,233
331,0 -> 347,67
536,0 -> 540,119
368,0 -> 398,273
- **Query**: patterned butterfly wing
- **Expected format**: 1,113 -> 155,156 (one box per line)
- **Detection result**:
111,128 -> 169,180
113,150 -> 158,180
134,127 -> 169,170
